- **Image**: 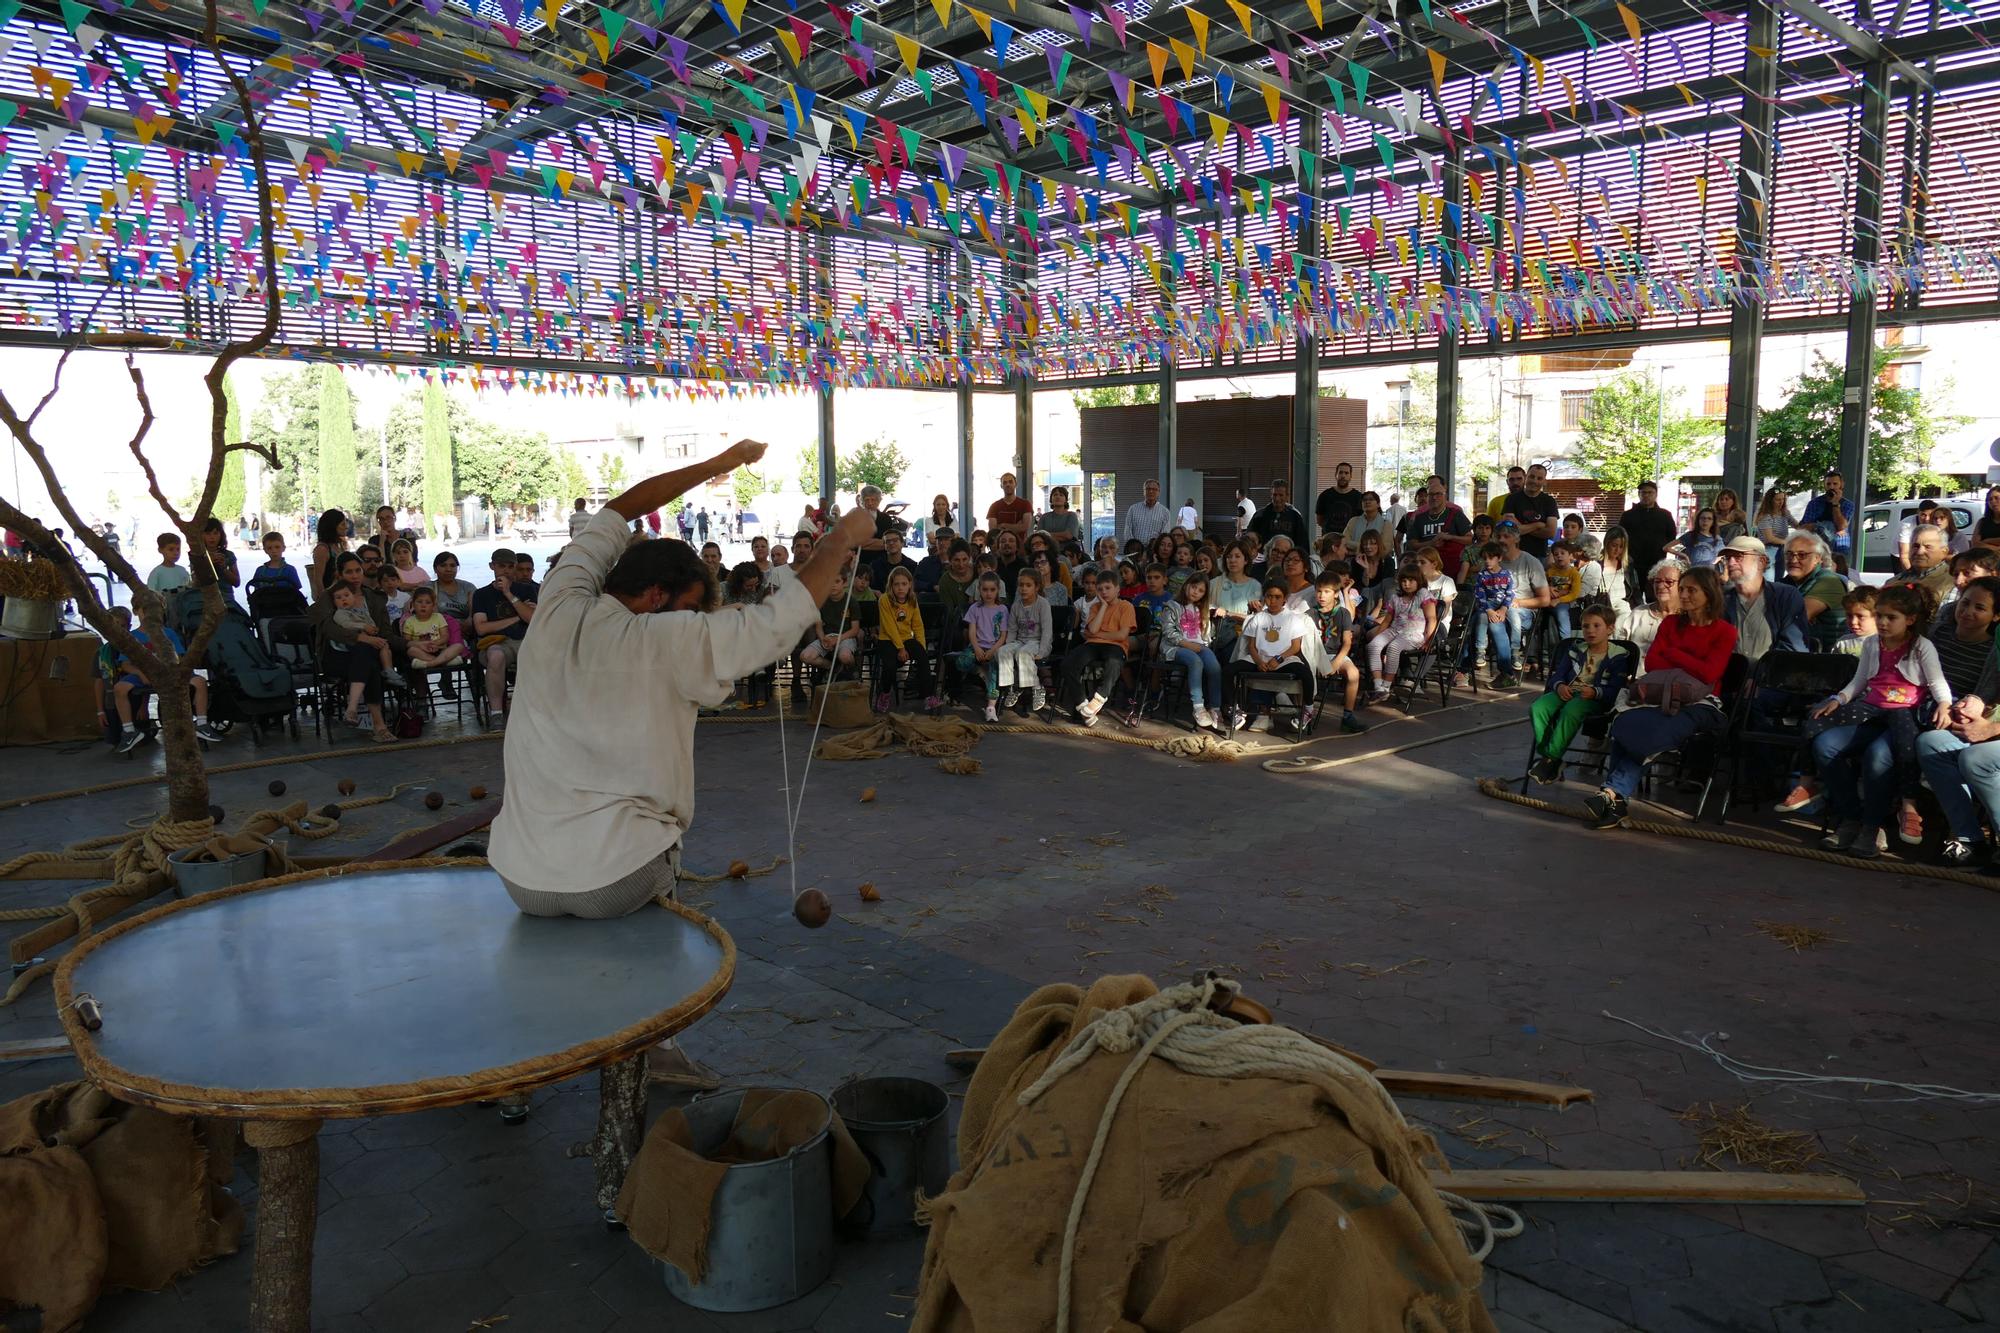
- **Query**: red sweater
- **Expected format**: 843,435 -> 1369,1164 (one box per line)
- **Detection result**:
1647,615 -> 1738,693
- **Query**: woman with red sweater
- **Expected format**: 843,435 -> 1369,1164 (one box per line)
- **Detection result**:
1587,566 -> 1740,828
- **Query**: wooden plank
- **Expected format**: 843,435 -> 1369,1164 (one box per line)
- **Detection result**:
349,800 -> 502,863
1376,1071 -> 1592,1109
1436,1169 -> 1865,1206
0,1035 -> 73,1062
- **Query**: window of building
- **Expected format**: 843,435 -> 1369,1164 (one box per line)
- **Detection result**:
1702,384 -> 1728,419
1560,389 -> 1592,431
1886,361 -> 1923,390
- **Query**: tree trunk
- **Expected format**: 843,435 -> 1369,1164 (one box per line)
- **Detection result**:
152,668 -> 213,824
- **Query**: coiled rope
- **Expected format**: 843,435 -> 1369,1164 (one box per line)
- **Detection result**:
1015,976 -> 1519,1333
1474,777 -> 2000,891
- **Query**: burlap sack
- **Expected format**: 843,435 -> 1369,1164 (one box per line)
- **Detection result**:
615,1088 -> 871,1283
913,977 -> 1497,1333
807,681 -> 876,729
0,1081 -> 242,1332
814,712 -> 982,761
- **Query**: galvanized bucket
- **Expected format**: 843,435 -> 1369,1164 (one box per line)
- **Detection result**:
166,845 -> 271,899
831,1076 -> 951,1236
659,1088 -> 835,1313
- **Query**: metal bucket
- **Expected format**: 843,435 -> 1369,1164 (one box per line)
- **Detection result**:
166,845 -> 271,898
831,1076 -> 951,1236
659,1088 -> 835,1313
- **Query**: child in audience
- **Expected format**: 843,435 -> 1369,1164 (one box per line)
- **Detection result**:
1000,567 -> 1055,715
799,572 -> 862,675
1225,580 -> 1314,732
400,587 -> 464,671
331,583 -> 406,693
1063,576 -> 1138,727
1836,586 -> 1876,655
1166,543 -> 1198,598
1135,563 -> 1175,622
849,561 -> 879,606
247,532 -> 302,601
1464,542 -> 1519,689
874,566 -> 938,712
1528,606 -> 1633,784
1545,541 -> 1583,641
375,565 -> 412,622
1307,567 -> 1367,735
955,572 -> 1010,721
1158,571 -> 1224,729
1366,565 -> 1438,699
146,532 -> 189,593
1809,582 -> 1951,855
1117,560 -> 1143,601
1075,566 -> 1101,611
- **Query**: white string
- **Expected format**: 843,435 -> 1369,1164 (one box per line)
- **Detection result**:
771,565 -> 860,903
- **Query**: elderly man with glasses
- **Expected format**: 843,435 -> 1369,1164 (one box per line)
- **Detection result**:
1719,536 -> 1808,661
1887,524 -> 1955,606
1779,534 -> 1847,650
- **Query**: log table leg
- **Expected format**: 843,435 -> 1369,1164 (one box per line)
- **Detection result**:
244,1118 -> 323,1333
594,1053 -> 648,1215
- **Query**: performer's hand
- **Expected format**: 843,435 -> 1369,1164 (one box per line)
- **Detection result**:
725,438 -> 769,468
833,508 -> 874,547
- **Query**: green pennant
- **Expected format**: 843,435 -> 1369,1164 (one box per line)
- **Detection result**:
1052,131 -> 1071,163
1323,73 -> 1344,116
1348,60 -> 1370,102
598,5 -> 626,49
57,0 -> 89,34
1341,163 -> 1356,195
914,67 -> 934,100
1053,50 -> 1072,94
1299,148 -> 1317,184
1373,131 -> 1394,172
899,125 -> 921,162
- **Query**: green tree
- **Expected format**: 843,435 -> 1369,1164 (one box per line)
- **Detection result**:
798,444 -> 821,499
732,467 -> 765,507
842,437 -> 908,493
316,363 -> 358,512
456,422 -> 560,512
1371,368 -> 1495,495
215,373 -> 246,522
1071,384 -> 1159,409
421,381 -> 455,530
248,368 -> 323,515
1756,351 -> 1968,498
600,452 -> 628,492
1569,371 -> 1721,493
556,448 -> 590,509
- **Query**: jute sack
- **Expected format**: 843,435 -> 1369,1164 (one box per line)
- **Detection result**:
913,976 -> 1496,1333
807,681 -> 875,729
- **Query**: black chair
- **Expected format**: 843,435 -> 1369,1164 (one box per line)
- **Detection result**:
262,616 -> 323,735
1713,650 -> 1857,822
1515,637 -> 1641,791
1392,605 -> 1477,713
1635,652 -> 1754,822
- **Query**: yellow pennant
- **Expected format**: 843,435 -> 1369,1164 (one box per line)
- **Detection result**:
1527,52 -> 1545,91
1147,41 -> 1168,86
1186,7 -> 1209,54
1208,111 -> 1228,149
1261,80 -> 1282,124
1304,0 -> 1322,26
1170,37 -> 1196,81
1617,2 -> 1642,45
895,32 -> 920,73
776,27 -> 801,62
966,6 -> 991,37
931,0 -> 952,27
442,146 -> 462,174
396,150 -> 425,175
1226,0 -> 1252,37
587,26 -> 611,60
1428,46 -> 1445,88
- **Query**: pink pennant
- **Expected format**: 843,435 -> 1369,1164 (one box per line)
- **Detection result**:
1100,2 -> 1126,46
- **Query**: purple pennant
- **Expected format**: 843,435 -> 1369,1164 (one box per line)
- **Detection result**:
630,19 -> 658,44
997,112 -> 1021,152
1105,68 -> 1128,106
498,0 -> 522,23
936,142 -> 966,183
664,33 -> 689,79
1067,2 -> 1092,46
300,7 -> 324,33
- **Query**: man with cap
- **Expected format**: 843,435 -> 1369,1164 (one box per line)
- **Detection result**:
1720,535 -> 1808,660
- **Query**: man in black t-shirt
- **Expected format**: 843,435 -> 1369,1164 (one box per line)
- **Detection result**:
472,548 -> 539,728
1249,479 -> 1310,549
1618,481 -> 1679,578
1501,464 -> 1561,558
1398,482 -> 1473,568
1314,462 -> 1363,540
866,528 -> 921,592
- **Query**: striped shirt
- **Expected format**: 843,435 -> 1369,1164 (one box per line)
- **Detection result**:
1929,622 -> 1992,698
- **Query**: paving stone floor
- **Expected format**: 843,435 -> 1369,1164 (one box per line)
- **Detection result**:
1,695 -> 1996,1332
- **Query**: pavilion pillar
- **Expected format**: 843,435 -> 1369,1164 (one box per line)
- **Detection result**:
815,231 -> 836,506
1292,113 -> 1322,513
955,249 -> 976,534
1722,0 -> 1780,503
1434,151 -> 1464,495
815,387 -> 835,508
1157,218 -> 1179,503
1010,255 -> 1034,493
1837,61 -> 1894,569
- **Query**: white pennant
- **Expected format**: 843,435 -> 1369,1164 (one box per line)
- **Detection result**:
811,115 -> 833,150
76,23 -> 105,56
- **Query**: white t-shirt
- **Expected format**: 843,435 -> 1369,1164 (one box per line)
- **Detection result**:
1242,608 -> 1310,665
1177,504 -> 1200,531
569,509 -> 591,537
1425,575 -> 1457,629
489,507 -> 818,894
1235,497 -> 1255,533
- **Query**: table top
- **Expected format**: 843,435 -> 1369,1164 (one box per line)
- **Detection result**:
54,863 -> 734,1119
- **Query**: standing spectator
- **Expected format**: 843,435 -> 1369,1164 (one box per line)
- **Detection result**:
1617,480 -> 1678,578
146,533 -> 191,594
1975,486 -> 2000,551
677,506 -> 694,541
1398,481 -> 1473,574
1314,462 -> 1364,540
1486,466 -> 1526,520
921,494 -> 955,545
569,498 -> 591,538
1124,479 -> 1173,547
1713,489 -> 1750,544
472,549 -> 537,729
1385,491 -> 1409,529
1035,486 -> 1082,549
695,508 -> 710,543
1248,479 -> 1309,550
1234,488 -> 1255,537
856,484 -> 898,552
310,509 -> 349,603
986,472 -> 1034,544
1753,486 -> 1793,563
1176,496 -> 1201,533
1501,464 -> 1561,559
197,518 -> 240,589
645,509 -> 662,536
1800,471 -> 1855,558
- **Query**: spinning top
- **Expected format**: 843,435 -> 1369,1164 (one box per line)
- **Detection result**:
792,888 -> 831,929
470,785 -> 488,800
857,882 -> 882,903
859,787 -> 877,803
424,792 -> 444,810
337,779 -> 356,796
319,803 -> 343,821
267,780 -> 286,797
207,803 -> 225,823
726,859 -> 750,879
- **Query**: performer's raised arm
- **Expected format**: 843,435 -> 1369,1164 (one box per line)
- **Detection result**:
603,438 -> 768,522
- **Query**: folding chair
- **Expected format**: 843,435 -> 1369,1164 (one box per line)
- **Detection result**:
1715,650 -> 1857,822
1516,637 -> 1639,792
262,616 -> 321,734
1635,653 -> 1753,823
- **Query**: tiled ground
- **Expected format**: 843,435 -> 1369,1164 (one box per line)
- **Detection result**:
2,694 -> 1996,1332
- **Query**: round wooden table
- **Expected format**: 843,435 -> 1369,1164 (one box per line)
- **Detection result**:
54,861 -> 735,1333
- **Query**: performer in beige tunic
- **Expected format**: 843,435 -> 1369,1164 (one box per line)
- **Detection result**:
490,439 -> 873,916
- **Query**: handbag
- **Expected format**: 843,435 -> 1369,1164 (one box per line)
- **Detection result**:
392,704 -> 425,739
1628,668 -> 1710,717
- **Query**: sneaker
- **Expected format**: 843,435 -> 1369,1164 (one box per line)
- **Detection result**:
1298,703 -> 1320,732
1529,756 -> 1562,785
1340,711 -> 1368,735
115,728 -> 145,755
1583,791 -> 1627,829
923,695 -> 943,712
1368,687 -> 1391,702
1495,674 -> 1521,690
1775,781 -> 1821,814
1000,688 -> 1020,708
1940,837 -> 1979,865
1076,707 -> 1100,728
1847,826 -> 1883,860
1192,705 -> 1216,729
1823,820 -> 1862,851
983,701 -> 998,722
488,712 -> 507,732
194,720 -> 223,743
1897,804 -> 1924,845
383,668 -> 408,689
1029,692 -> 1047,714
1227,708 -> 1248,732
874,691 -> 892,713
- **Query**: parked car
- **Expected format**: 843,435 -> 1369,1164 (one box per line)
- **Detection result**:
1852,494 -> 1981,584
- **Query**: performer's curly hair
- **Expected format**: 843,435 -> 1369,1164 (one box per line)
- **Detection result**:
605,537 -> 718,611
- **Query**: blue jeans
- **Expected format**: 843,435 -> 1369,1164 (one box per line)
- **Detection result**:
1466,613 -> 1513,670
1550,603 -> 1573,641
1171,645 -> 1222,710
1812,724 -> 1896,826
1917,730 -> 2000,841
1603,705 -> 1723,799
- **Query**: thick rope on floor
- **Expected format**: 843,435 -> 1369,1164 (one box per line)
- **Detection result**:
1474,776 -> 2000,891
1015,976 -> 1514,1333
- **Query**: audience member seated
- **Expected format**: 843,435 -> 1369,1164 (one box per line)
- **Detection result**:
1527,605 -> 1633,784
321,580 -> 399,742
1225,579 -> 1316,733
1887,523 -> 1954,605
246,531 -> 306,617
1719,536 -> 1807,659
1365,564 -> 1437,701
100,606 -> 225,752
953,573 -> 1010,721
799,570 -> 864,678
1157,570 -> 1224,729
471,548 -> 537,729
1936,547 -> 2000,624
874,566 -> 939,712
390,538 -> 430,589
146,531 -> 190,594
1624,560 -> 1687,664
936,540 -> 976,619
1063,578 -> 1138,727
1584,566 -> 1739,830
1544,541 -> 1583,640
1462,542 -> 1519,689
1307,566 -> 1367,735
431,552 -> 475,621
1778,534 -> 1848,650
1000,567 -> 1056,716
1917,632 -> 2000,868
400,586 -> 465,673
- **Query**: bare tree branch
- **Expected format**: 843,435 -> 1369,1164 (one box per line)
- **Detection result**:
226,439 -> 283,472
119,355 -> 181,536
0,389 -> 149,594
26,287 -> 117,428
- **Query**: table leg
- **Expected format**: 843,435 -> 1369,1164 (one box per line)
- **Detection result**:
593,1053 -> 648,1214
243,1118 -> 323,1333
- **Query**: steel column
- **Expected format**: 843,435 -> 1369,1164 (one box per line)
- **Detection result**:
1722,0 -> 1781,501
1010,256 -> 1034,491
1292,113 -> 1322,512
814,232 -> 836,505
955,250 -> 975,534
1838,61 -> 1894,569
1158,210 -> 1179,496
1434,151 -> 1464,494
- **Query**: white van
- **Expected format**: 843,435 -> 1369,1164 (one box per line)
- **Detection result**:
1852,494 -> 1982,584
